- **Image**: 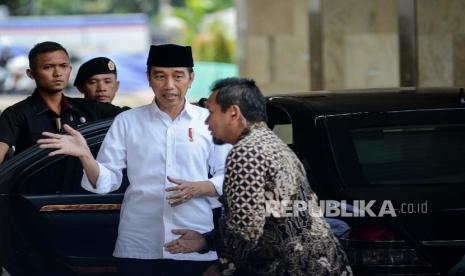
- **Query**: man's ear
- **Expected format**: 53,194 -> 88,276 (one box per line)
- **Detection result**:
230,105 -> 247,128
230,105 -> 241,118
26,68 -> 34,80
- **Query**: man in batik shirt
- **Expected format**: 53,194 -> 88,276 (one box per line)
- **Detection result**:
165,77 -> 352,276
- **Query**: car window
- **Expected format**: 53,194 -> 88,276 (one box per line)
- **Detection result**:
267,102 -> 294,145
272,123 -> 293,144
351,124 -> 465,185
17,141 -> 129,195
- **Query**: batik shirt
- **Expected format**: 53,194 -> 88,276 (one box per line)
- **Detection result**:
217,122 -> 352,275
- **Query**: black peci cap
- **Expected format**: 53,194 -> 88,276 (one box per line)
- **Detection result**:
146,44 -> 194,68
74,57 -> 117,87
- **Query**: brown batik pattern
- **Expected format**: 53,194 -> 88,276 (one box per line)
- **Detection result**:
217,122 -> 352,276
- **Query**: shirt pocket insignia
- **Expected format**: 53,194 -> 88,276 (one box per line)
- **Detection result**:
188,127 -> 194,142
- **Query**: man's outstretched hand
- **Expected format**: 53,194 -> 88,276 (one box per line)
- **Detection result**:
38,124 -> 99,186
164,229 -> 207,254
38,124 -> 91,158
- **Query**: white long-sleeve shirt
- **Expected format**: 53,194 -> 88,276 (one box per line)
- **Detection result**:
81,100 -> 231,260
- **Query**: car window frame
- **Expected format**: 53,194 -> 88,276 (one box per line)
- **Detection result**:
318,108 -> 465,189
0,119 -> 114,195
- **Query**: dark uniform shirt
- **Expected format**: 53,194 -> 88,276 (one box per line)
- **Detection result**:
0,90 -> 124,155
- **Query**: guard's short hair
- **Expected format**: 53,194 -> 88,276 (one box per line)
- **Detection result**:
211,77 -> 267,123
28,41 -> 68,70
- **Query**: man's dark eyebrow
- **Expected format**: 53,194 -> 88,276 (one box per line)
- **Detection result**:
45,62 -> 68,67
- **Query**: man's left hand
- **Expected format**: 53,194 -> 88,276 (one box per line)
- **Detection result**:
166,176 -> 216,206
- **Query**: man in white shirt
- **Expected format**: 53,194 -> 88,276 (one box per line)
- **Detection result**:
38,44 -> 230,276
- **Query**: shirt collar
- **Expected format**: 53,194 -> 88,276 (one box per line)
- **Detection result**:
31,90 -> 75,115
183,100 -> 195,119
237,121 -> 268,143
31,90 -> 49,115
150,98 -> 194,120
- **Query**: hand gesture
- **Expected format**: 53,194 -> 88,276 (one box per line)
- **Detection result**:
165,176 -> 216,207
164,229 -> 207,254
37,124 -> 91,158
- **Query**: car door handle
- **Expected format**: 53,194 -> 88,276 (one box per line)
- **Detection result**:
421,240 -> 465,247
39,203 -> 121,212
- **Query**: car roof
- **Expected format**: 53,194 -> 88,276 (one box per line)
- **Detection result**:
267,87 -> 464,117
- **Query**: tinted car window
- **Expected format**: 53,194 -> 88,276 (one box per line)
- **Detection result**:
267,102 -> 295,148
351,124 -> 465,185
272,124 -> 293,144
18,157 -> 85,195
17,140 -> 129,195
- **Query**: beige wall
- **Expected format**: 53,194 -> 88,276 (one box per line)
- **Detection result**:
417,0 -> 465,87
322,0 -> 399,90
236,0 -> 465,94
235,0 -> 310,95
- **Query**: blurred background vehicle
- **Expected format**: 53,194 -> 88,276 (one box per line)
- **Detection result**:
0,0 -> 238,109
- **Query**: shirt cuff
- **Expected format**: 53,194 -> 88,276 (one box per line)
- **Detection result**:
0,137 -> 12,146
209,175 -> 224,196
80,162 -> 113,194
208,197 -> 222,208
199,230 -> 217,253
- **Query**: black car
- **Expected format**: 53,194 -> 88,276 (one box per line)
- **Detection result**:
1,87 -> 464,275
266,87 -> 465,276
0,120 -> 126,276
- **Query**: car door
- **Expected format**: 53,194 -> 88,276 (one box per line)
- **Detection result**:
318,108 -> 465,274
0,119 -> 127,275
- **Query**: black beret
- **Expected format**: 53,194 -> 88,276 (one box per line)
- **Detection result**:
146,44 -> 194,67
74,57 -> 117,86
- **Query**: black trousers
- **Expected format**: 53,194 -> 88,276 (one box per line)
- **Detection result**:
117,258 -> 217,276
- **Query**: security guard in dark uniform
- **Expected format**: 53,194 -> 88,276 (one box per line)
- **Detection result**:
0,90 -> 122,154
0,41 -> 123,164
74,57 -> 120,103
